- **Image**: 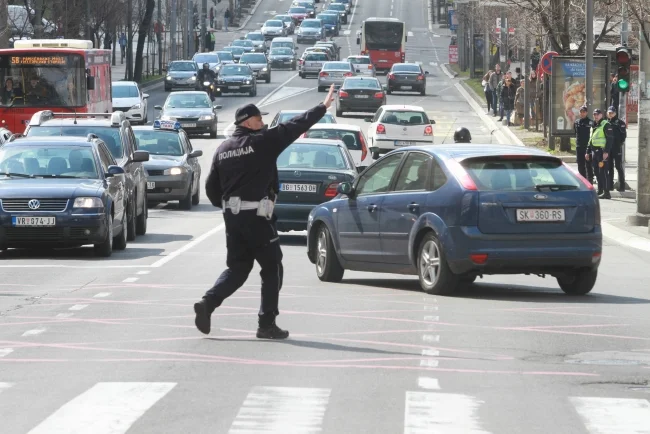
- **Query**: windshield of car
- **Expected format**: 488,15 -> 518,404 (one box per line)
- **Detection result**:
348,56 -> 371,64
392,64 -> 421,73
25,126 -> 124,160
301,20 -> 321,28
246,33 -> 264,41
303,129 -> 362,150
274,15 -> 291,23
295,1 -> 314,8
343,78 -> 381,89
193,54 -> 219,64
272,41 -> 294,49
265,20 -> 283,27
323,62 -> 352,71
216,52 -> 234,61
327,4 -> 345,11
317,14 -> 337,24
240,54 -> 267,63
380,111 -> 429,125
232,40 -> 254,47
278,112 -> 335,124
220,65 -> 251,76
169,62 -> 196,71
277,144 -> 346,170
271,48 -> 293,56
305,53 -> 328,61
225,47 -> 245,55
0,145 -> 99,178
112,85 -> 139,99
288,7 -> 306,13
133,131 -> 184,157
165,93 -> 212,108
462,157 -> 583,191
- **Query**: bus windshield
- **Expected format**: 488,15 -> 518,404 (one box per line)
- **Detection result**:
0,53 -> 87,107
364,21 -> 404,51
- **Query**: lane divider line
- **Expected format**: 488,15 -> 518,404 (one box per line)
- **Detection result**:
122,277 -> 139,283
69,304 -> 88,311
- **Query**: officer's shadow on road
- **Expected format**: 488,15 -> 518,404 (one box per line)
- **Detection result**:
278,234 -> 307,246
0,246 -> 166,261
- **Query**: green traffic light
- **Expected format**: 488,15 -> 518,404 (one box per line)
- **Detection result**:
618,79 -> 629,90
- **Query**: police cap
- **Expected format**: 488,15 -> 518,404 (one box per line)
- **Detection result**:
453,127 -> 471,143
607,106 -> 617,113
235,104 -> 269,125
579,105 -> 587,112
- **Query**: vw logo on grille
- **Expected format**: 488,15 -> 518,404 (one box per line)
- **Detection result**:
28,199 -> 41,209
403,127 -> 407,131
534,194 -> 548,200
294,171 -> 301,177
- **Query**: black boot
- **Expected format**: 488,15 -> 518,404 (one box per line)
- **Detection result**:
193,299 -> 214,335
599,190 -> 611,200
257,321 -> 289,339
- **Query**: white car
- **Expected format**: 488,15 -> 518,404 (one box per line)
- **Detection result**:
111,81 -> 149,125
261,20 -> 287,40
300,124 -> 370,169
347,55 -> 376,76
364,105 -> 436,159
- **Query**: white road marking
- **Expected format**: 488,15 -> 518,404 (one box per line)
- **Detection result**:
420,359 -> 439,368
423,305 -> 438,311
229,386 -> 331,433
259,87 -> 316,108
122,277 -> 139,283
417,377 -> 441,390
404,392 -> 490,433
408,31 -> 414,37
150,223 -> 226,268
0,382 -> 12,393
93,292 -> 112,298
137,270 -> 151,275
343,29 -> 351,35
69,304 -> 88,311
56,313 -> 74,318
423,315 -> 439,321
0,348 -> 14,358
570,397 -> 650,434
429,62 -> 438,66
27,382 -> 176,434
422,349 -> 440,357
0,265 -> 145,269
422,335 -> 440,343
22,328 -> 46,337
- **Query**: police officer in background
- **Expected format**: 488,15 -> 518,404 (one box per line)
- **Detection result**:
606,106 -> 626,192
453,127 -> 471,143
587,108 -> 615,200
574,106 -> 594,184
193,84 -> 337,338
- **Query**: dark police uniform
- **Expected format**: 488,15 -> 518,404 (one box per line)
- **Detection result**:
606,108 -> 626,192
587,109 -> 615,199
574,109 -> 594,183
193,102 -> 329,338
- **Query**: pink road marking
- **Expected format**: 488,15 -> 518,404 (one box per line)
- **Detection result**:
292,355 -> 462,365
493,306 -> 592,312
513,328 -> 650,341
522,324 -> 630,330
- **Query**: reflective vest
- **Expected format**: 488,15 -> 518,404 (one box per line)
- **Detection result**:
589,120 -> 608,148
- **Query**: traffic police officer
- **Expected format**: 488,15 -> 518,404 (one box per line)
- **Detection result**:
574,106 -> 594,184
193,84 -> 337,338
606,106 -> 626,192
587,108 -> 615,199
453,127 -> 471,143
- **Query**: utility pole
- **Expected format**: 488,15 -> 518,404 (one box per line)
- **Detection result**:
585,0 -> 594,113
86,0 -> 91,44
171,0 -> 177,61
33,0 -> 44,38
158,0 -> 163,73
483,5 -> 489,75
188,0 -> 193,58
633,24 -> 650,222
468,5 -> 474,77
201,0 -> 207,52
500,10 -> 506,72
619,0 -> 628,122
127,0 -> 133,80
524,33 -> 530,129
0,0 -> 9,49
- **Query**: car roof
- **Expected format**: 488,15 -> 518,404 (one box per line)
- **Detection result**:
6,136 -> 98,146
271,37 -> 293,41
398,144 -> 556,161
170,60 -> 195,64
37,119 -> 118,127
247,31 -> 262,34
381,104 -> 427,111
291,138 -> 345,147
166,91 -> 209,96
112,81 -> 138,87
131,125 -> 179,133
278,110 -> 334,116
307,124 -> 361,132
348,55 -> 370,58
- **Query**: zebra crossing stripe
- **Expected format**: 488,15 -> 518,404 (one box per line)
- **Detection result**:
27,382 -> 176,434
570,397 -> 650,434
404,392 -> 490,433
229,386 -> 330,433
0,382 -> 12,393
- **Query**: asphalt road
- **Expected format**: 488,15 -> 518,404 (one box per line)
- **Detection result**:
2,0 -> 650,432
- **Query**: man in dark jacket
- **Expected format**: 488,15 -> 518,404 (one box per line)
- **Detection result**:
574,106 -> 593,184
606,106 -> 626,192
194,84 -> 336,338
587,108 -> 615,199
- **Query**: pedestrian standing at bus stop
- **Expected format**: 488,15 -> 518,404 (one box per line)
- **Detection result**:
193,84 -> 337,339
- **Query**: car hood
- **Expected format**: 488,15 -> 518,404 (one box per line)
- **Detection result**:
0,178 -> 103,199
163,107 -> 213,117
112,96 -> 141,107
218,75 -> 252,81
262,27 -> 283,32
269,55 -> 294,60
300,27 -> 321,32
144,155 -> 185,169
241,62 -> 267,69
167,71 -> 197,78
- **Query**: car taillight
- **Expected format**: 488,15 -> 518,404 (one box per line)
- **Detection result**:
361,50 -> 367,55
344,72 -> 353,77
376,124 -> 386,134
424,125 -> 433,136
417,74 -> 424,80
401,53 -> 405,61
374,92 -> 384,98
562,161 -> 594,190
367,65 -> 373,69
319,71 -> 328,77
446,158 -> 478,191
324,183 -> 339,198
388,73 -> 395,80
339,90 -> 349,97
359,133 -> 368,161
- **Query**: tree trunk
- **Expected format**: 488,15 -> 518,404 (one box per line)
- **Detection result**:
32,0 -> 45,38
134,0 -> 156,83
0,0 -> 9,48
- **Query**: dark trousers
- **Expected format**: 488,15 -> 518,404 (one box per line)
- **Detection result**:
484,89 -> 492,112
203,210 -> 283,327
592,148 -> 609,193
576,146 -> 594,184
607,144 -> 625,191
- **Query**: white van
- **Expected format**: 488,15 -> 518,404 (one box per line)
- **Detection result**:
269,37 -> 297,53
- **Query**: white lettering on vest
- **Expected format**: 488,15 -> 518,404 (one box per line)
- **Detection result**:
218,145 -> 254,161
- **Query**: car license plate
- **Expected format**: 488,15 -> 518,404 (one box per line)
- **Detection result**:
355,94 -> 369,98
182,123 -> 196,128
401,86 -> 412,90
516,209 -> 565,222
229,86 -> 240,89
147,182 -> 155,190
395,141 -> 416,146
280,183 -> 317,193
12,216 -> 56,226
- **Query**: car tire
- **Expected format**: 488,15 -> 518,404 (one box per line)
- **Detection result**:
318,86 -> 324,92
94,213 -> 113,257
336,106 -> 342,117
210,124 -> 217,138
126,199 -> 137,241
192,181 -> 201,205
299,72 -> 305,78
315,224 -> 344,282
179,182 -> 193,210
136,194 -> 147,236
292,63 -> 297,70
113,212 -> 128,251
387,87 -> 392,95
265,74 -> 271,84
372,151 -> 380,159
417,232 -> 458,295
557,269 -> 597,295
420,86 -> 426,96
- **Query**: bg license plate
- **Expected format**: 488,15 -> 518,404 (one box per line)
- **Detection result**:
181,123 -> 196,128
355,95 -> 369,98
147,182 -> 155,190
395,141 -> 416,146
401,85 -> 412,90
229,86 -> 240,89
12,216 -> 56,226
516,209 -> 565,222
281,183 -> 317,193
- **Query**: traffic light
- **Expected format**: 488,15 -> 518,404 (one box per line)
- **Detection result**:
615,46 -> 632,93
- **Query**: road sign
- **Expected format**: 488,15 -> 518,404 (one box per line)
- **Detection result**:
540,51 -> 558,75
449,45 -> 458,64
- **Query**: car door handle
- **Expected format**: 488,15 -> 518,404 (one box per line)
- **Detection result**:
367,204 -> 378,212
408,203 -> 419,212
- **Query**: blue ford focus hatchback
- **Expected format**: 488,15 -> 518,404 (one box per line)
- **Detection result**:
306,145 -> 602,295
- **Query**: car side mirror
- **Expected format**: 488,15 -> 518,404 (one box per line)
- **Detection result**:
382,85 -> 387,90
142,93 -> 149,99
154,105 -> 162,110
425,71 -> 430,75
132,150 -> 150,162
213,104 -> 223,110
356,37 -> 360,45
363,117 -> 372,122
337,181 -> 354,196
86,76 -> 95,90
189,150 -> 203,158
430,120 -> 436,124
106,165 -> 125,177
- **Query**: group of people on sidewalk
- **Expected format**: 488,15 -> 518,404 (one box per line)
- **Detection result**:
482,64 -> 539,127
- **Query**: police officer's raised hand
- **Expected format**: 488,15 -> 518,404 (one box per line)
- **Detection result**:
323,84 -> 335,108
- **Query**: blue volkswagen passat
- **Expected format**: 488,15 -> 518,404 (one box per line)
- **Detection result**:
306,145 -> 602,295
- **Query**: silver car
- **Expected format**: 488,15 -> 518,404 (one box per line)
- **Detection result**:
245,31 -> 268,53
317,61 -> 355,91
347,55 -> 376,76
261,20 -> 287,40
239,52 -> 272,83
295,19 -> 324,44
300,52 -> 328,78
164,61 -> 199,91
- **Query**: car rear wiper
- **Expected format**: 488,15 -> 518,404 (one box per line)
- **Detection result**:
1,172 -> 33,178
534,184 -> 579,191
37,175 -> 81,179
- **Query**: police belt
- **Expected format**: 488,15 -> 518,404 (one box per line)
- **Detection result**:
222,199 -> 260,211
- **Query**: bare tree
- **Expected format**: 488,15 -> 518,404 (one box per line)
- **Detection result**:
0,0 -> 9,48
628,0 -> 650,51
133,0 -> 155,82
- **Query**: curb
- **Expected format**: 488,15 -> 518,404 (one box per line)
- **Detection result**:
440,63 -> 457,79
237,0 -> 263,31
602,222 -> 650,252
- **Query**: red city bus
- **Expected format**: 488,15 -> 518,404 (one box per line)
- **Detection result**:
0,39 -> 111,134
356,18 -> 407,72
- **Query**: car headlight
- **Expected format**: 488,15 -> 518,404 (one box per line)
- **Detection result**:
73,197 -> 103,208
131,103 -> 142,109
160,115 -> 174,121
245,80 -> 251,84
163,167 -> 185,175
199,114 -> 214,120
190,76 -> 197,81
262,67 -> 268,71
166,76 -> 172,80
